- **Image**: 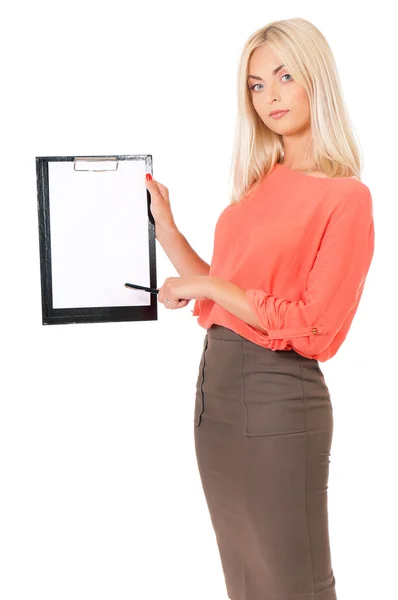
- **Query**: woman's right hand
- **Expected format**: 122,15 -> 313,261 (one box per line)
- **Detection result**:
144,175 -> 177,239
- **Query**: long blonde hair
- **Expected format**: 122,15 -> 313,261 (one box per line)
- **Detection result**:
228,17 -> 364,205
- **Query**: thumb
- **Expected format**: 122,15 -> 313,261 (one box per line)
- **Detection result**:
145,174 -> 153,188
145,174 -> 158,194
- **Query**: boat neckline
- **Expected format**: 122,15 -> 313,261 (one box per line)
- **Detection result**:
275,162 -> 355,182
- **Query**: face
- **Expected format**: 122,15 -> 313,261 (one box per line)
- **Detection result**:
247,44 -> 311,135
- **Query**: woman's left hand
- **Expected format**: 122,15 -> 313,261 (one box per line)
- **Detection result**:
158,276 -> 212,310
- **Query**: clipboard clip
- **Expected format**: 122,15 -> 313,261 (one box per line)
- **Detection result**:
74,157 -> 119,172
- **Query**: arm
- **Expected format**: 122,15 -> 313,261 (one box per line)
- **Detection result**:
157,227 -> 210,278
206,278 -> 270,333
207,187 -> 375,356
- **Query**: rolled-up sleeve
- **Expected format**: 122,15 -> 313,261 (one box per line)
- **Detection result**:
245,186 -> 375,356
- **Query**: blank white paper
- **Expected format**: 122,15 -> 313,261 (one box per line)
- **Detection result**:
48,159 -> 152,309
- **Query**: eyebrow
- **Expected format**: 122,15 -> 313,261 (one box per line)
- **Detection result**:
248,64 -> 285,80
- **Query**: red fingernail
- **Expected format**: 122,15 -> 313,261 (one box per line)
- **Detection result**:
146,174 -> 152,181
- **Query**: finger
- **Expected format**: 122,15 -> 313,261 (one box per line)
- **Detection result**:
167,297 -> 181,309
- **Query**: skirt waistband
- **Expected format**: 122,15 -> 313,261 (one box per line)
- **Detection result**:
205,324 -> 316,364
206,324 -> 251,342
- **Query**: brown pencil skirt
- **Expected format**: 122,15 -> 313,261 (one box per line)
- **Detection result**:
193,324 -> 337,600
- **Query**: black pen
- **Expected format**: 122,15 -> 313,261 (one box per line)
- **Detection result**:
124,282 -> 159,295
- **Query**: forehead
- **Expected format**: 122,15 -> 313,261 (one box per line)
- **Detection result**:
248,44 -> 285,77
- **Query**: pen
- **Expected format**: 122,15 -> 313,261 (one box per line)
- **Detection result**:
124,282 -> 159,295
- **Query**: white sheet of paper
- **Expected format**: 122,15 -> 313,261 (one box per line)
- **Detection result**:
48,159 -> 152,309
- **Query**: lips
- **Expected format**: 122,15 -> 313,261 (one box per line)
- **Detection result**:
270,110 -> 289,116
270,110 -> 289,120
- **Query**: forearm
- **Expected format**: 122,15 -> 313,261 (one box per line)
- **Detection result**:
157,227 -> 210,277
208,277 -> 270,334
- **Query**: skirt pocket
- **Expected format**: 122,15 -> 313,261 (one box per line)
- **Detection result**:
242,345 -> 307,437
194,334 -> 209,427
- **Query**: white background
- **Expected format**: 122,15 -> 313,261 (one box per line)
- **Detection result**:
0,1 -> 396,599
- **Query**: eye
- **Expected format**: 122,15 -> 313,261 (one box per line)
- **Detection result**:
249,73 -> 293,91
250,83 -> 263,92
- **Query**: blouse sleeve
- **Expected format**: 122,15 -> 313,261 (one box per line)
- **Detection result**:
245,186 -> 375,356
191,298 -> 201,316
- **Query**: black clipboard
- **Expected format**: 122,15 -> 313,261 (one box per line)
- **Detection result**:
36,154 -> 157,326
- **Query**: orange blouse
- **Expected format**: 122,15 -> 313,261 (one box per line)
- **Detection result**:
191,163 -> 375,362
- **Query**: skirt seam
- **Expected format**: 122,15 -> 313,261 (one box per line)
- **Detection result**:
240,340 -> 248,437
297,357 -> 317,597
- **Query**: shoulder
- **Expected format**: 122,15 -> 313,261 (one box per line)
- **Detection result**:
327,177 -> 372,207
324,178 -> 373,223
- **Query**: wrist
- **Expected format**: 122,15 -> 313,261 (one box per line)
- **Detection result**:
204,276 -> 219,301
156,223 -> 180,243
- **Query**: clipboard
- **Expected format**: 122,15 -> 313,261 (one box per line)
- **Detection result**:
36,154 -> 157,326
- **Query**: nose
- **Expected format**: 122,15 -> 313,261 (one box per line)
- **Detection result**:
266,84 -> 280,105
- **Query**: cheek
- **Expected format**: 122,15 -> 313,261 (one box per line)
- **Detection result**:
251,95 -> 262,115
252,96 -> 271,120
289,87 -> 310,116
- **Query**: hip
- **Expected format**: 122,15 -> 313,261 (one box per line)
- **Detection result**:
194,324 -> 332,437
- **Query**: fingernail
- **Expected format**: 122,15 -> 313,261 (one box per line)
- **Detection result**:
146,174 -> 152,181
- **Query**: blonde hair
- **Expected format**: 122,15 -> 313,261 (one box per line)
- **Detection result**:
228,17 -> 364,205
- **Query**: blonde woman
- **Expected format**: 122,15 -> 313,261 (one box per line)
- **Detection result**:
145,17 -> 374,600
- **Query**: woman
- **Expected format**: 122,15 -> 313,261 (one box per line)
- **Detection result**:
145,17 -> 375,600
